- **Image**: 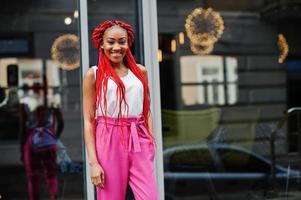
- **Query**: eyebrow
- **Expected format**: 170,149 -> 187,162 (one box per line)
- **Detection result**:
106,37 -> 127,40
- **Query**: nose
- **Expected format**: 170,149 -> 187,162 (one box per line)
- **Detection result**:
112,43 -> 121,51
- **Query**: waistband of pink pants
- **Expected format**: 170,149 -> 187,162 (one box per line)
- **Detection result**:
96,115 -> 153,152
96,115 -> 146,126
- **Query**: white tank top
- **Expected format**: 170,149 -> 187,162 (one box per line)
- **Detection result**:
92,66 -> 144,118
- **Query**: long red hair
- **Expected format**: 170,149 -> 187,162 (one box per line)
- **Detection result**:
92,20 -> 153,140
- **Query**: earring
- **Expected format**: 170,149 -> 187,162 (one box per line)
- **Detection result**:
101,46 -> 104,49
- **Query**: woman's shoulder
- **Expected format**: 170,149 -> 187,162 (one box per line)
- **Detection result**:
83,67 -> 96,86
85,67 -> 97,79
137,64 -> 147,75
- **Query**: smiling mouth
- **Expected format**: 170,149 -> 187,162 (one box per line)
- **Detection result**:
111,52 -> 123,57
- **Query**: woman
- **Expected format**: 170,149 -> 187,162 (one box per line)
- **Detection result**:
20,82 -> 64,200
83,20 -> 159,199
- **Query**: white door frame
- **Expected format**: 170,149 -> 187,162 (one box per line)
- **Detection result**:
141,0 -> 165,200
79,0 -> 94,199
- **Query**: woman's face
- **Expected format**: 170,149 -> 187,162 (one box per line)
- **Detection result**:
102,26 -> 129,65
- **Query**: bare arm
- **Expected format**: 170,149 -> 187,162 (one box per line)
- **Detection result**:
148,112 -> 153,137
83,68 -> 98,165
82,68 -> 104,188
137,64 -> 154,137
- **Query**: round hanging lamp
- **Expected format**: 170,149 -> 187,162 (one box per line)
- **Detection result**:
185,7 -> 224,46
190,43 -> 214,55
51,34 -> 80,70
277,33 -> 289,64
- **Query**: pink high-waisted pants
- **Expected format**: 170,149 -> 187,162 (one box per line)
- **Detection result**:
95,116 -> 159,200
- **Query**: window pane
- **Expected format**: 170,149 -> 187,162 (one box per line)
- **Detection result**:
158,0 -> 301,199
168,148 -> 215,172
0,1 -> 84,199
180,55 -> 237,106
217,148 -> 271,173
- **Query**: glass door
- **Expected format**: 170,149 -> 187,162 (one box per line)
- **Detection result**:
157,0 -> 301,199
0,0 -> 85,199
83,0 -> 147,199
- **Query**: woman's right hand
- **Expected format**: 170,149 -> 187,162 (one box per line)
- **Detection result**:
90,163 -> 105,188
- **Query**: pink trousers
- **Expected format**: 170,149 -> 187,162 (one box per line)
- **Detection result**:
95,116 -> 159,200
23,136 -> 58,200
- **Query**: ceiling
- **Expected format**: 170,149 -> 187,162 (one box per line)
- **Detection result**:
204,0 -> 264,11
202,0 -> 301,21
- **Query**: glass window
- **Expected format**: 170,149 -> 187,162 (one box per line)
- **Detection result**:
0,1 -> 84,199
168,148 -> 215,172
180,55 -> 238,106
158,0 -> 301,199
217,148 -> 271,173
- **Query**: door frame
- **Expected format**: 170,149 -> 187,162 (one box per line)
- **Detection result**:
79,0 -> 164,199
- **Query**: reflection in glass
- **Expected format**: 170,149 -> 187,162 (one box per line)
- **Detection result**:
20,80 -> 63,200
180,55 -> 237,106
158,0 -> 301,199
0,0 -> 84,199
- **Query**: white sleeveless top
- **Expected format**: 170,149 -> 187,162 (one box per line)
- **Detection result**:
92,66 -> 144,118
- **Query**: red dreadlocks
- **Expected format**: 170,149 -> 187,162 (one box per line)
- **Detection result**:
92,20 -> 153,140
